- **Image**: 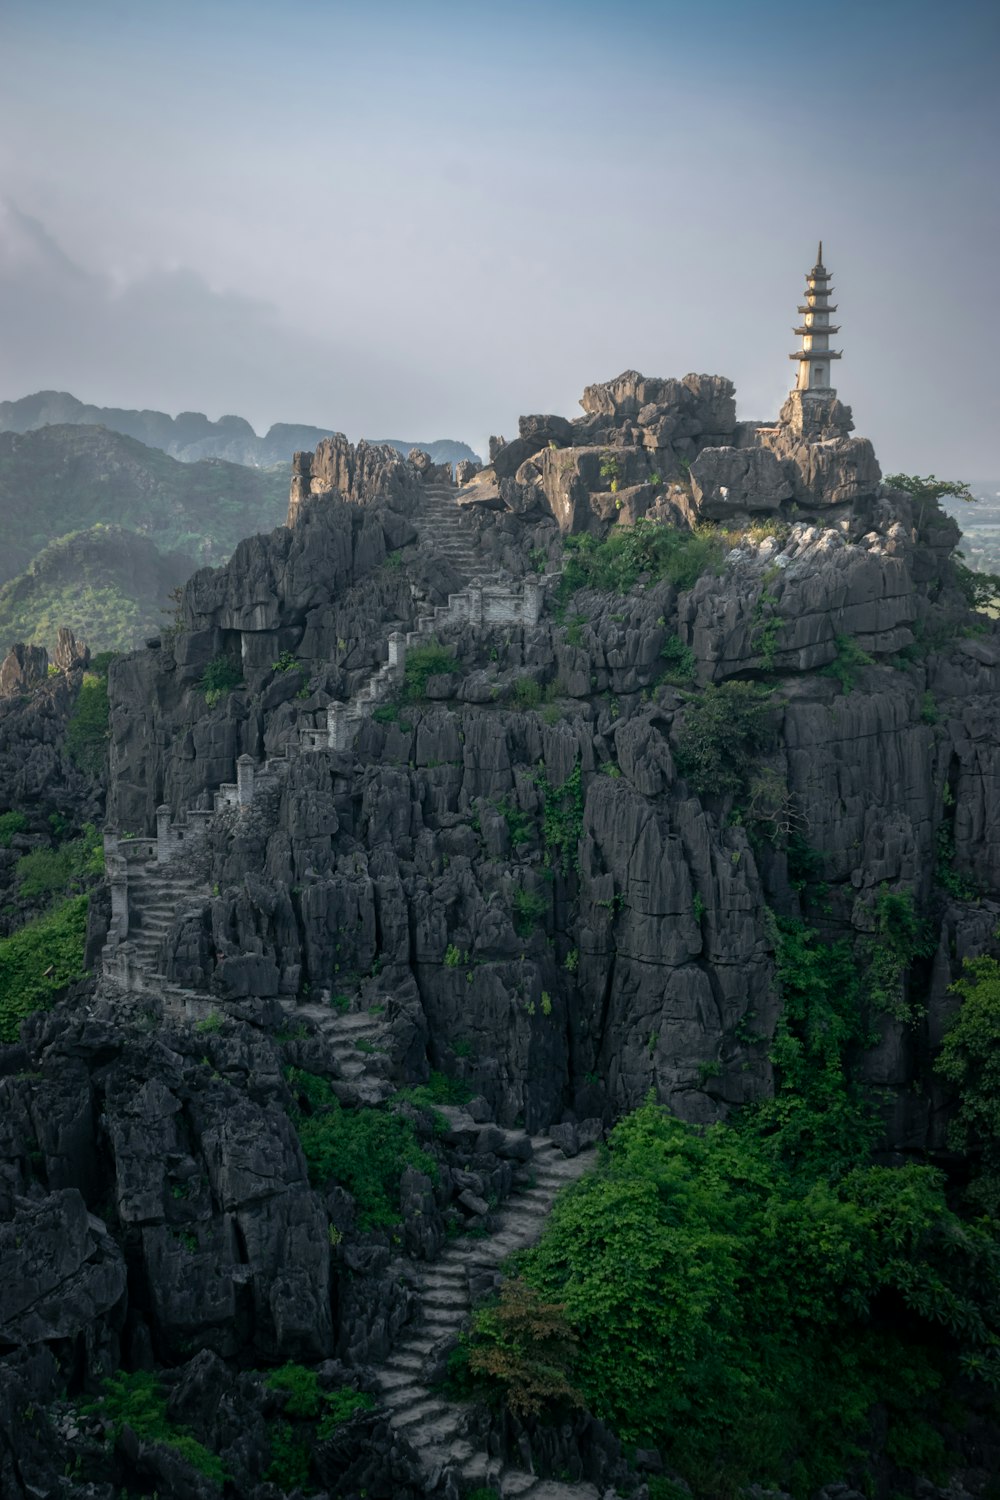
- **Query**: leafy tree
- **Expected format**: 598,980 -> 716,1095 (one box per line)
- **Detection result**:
674,681 -> 776,799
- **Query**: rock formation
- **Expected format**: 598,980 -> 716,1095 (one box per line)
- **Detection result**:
1,361 -> 998,1499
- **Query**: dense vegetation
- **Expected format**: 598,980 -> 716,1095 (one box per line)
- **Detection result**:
463,914 -> 1000,1497
286,1068 -> 436,1229
0,892 -> 89,1041
83,1370 -> 227,1485
559,519 -> 724,598
0,525 -> 194,654
65,666 -> 112,773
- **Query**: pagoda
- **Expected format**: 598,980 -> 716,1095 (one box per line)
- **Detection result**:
789,241 -> 841,394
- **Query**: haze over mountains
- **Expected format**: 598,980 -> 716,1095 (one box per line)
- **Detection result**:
0,390 -> 480,469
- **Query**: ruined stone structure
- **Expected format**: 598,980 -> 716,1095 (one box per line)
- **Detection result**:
790,240 -> 842,394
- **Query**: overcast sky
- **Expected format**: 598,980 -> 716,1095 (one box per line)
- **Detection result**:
0,0 -> 997,473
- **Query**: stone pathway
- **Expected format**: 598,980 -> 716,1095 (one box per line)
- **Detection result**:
415,481 -> 486,581
373,1133 -> 607,1498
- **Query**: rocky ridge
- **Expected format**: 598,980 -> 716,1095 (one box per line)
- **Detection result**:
2,368 -> 999,1497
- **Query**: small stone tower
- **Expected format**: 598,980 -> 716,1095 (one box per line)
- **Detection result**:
789,242 -> 841,394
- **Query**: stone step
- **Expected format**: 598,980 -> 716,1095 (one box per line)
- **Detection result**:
388,1396 -> 455,1431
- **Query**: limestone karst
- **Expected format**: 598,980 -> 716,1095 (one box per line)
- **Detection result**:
1,325 -> 999,1497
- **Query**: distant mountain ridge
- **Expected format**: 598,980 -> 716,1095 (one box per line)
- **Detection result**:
0,424 -> 288,584
0,391 -> 480,469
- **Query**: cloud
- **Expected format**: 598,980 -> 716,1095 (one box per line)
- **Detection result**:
0,200 -> 419,437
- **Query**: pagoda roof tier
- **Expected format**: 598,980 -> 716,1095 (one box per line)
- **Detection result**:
806,271 -> 832,281
798,303 -> 838,313
789,349 -> 842,361
793,324 -> 841,336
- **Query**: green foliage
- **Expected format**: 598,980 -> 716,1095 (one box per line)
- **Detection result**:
934,823 -> 978,900
862,886 -> 933,1022
403,641 -> 456,700
372,700 -> 400,724
599,451 -> 623,493
939,946 -> 1000,1213
266,1363 -> 373,1437
536,761 -> 584,875
473,1100 -> 1000,1498
65,672 -> 109,773
0,893 -> 88,1041
953,558 -> 1000,612
559,520 -> 724,599
674,681 -> 775,800
0,525 -> 193,655
659,635 -> 696,685
496,797 -> 534,847
265,1419 -> 311,1488
16,823 -> 101,899
466,1278 -> 582,1416
199,654 -> 243,707
750,574 -> 783,670
921,690 -> 940,725
885,472 -> 976,510
511,675 -> 542,708
821,634 -> 874,692
285,1068 -> 436,1228
444,942 -> 462,967
271,649 -> 298,672
0,811 -> 27,847
512,886 -> 548,937
399,1070 -> 472,1108
82,1370 -> 227,1486
565,616 -> 585,647
747,916 -> 878,1173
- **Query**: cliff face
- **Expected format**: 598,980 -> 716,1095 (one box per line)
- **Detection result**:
100,374 -> 998,1143
3,371 -> 999,1499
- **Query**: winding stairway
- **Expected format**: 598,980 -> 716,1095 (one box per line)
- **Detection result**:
98,481 -> 614,1494
375,1131 -> 605,1499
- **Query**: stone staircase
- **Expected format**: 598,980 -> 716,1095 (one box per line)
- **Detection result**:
415,481 -> 486,581
288,999 -> 394,1106
373,1134 -> 608,1498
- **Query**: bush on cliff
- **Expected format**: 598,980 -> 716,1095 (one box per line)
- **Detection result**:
0,892 -> 89,1041
559,520 -> 723,598
674,680 -> 776,799
65,670 -> 110,773
285,1068 -> 435,1229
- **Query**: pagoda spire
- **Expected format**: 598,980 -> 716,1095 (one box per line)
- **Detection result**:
790,242 -> 841,394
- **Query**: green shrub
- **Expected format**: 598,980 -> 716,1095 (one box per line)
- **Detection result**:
821,634 -> 874,692
403,642 -> 456,700
271,650 -> 298,672
537,762 -> 584,875
444,942 -> 462,967
199,654 -> 243,707
497,797 -> 535,847
0,893 -> 89,1041
65,673 -> 109,773
265,1362 -> 374,1436
285,1069 -> 436,1228
16,823 -> 101,900
399,1070 -> 472,1108
0,811 -> 28,847
659,635 -> 696,684
512,887 -> 547,937
559,520 -> 723,599
938,945 -> 1000,1213
82,1370 -> 227,1486
674,681 -> 775,799
512,675 -> 542,709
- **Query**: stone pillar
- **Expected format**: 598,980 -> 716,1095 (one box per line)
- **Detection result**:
388,631 -> 406,680
237,753 -> 255,806
469,586 -> 484,627
110,865 -> 129,940
523,578 -> 542,626
328,703 -> 349,751
155,804 -> 172,864
103,825 -> 118,871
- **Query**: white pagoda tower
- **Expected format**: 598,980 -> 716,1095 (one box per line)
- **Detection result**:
789,242 -> 841,394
